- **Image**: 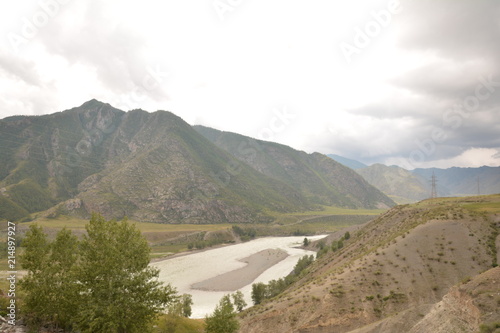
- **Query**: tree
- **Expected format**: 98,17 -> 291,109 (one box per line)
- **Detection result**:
46,228 -> 80,329
251,282 -> 267,305
168,293 -> 193,318
20,226 -> 79,330
303,237 -> 310,247
75,214 -> 177,332
344,231 -> 351,240
20,215 -> 178,332
19,225 -> 51,328
205,295 -> 239,333
181,294 -> 193,318
231,290 -> 247,312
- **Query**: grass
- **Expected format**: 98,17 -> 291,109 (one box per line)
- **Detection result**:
287,206 -> 386,216
462,200 -> 500,214
19,216 -> 232,233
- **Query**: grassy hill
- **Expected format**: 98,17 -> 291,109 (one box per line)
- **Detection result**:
239,194 -> 500,332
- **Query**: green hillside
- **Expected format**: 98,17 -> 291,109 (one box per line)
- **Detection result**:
194,126 -> 394,209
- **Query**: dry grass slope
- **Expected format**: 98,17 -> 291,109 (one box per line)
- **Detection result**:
239,194 -> 500,333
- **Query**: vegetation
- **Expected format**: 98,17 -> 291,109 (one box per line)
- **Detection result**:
205,295 -> 239,333
19,214 -> 177,332
155,314 -> 204,333
251,255 -> 315,305
231,290 -> 247,312
20,225 -> 79,329
479,322 -> 500,333
232,225 -> 257,241
487,222 -> 499,267
316,231 -> 351,259
168,294 -> 194,318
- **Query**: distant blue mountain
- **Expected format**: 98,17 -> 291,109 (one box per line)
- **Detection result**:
327,154 -> 367,170
412,166 -> 500,196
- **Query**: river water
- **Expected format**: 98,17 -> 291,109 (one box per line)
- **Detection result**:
152,235 -> 326,318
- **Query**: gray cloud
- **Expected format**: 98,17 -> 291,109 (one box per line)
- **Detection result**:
35,1 -> 168,101
334,0 -> 500,166
397,0 -> 500,62
0,51 -> 41,86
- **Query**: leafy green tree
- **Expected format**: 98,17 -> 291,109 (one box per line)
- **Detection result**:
74,214 -> 177,333
251,282 -> 267,305
205,295 -> 239,333
344,231 -> 350,240
167,294 -> 193,318
303,237 -> 310,247
181,294 -> 193,318
20,226 -> 79,330
231,290 -> 247,312
19,225 -> 51,328
20,215 -> 178,332
46,228 -> 80,329
293,255 -> 314,275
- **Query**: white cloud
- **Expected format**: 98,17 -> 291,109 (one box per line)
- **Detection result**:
0,0 -> 498,169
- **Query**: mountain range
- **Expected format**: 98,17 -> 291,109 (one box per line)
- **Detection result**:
329,156 -> 500,203
0,100 -> 394,223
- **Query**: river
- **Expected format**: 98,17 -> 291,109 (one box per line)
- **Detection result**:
151,235 -> 327,318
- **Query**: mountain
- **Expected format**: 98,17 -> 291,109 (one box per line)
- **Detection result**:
349,163 -> 499,204
0,100 -> 394,223
239,194 -> 500,332
356,164 -> 430,204
412,166 -> 500,197
194,126 -> 394,209
327,154 -> 367,170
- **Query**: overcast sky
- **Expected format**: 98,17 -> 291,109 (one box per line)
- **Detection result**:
1,0 -> 499,169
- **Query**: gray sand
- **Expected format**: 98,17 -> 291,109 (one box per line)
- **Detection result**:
191,248 -> 289,292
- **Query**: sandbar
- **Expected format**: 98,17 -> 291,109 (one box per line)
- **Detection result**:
191,248 -> 289,292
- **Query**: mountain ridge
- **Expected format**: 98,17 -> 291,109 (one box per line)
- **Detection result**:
328,155 -> 499,203
0,100 -> 394,223
194,125 -> 394,209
